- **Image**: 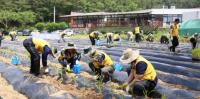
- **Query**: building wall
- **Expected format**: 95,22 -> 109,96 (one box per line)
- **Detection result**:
182,11 -> 200,21
66,14 -> 182,29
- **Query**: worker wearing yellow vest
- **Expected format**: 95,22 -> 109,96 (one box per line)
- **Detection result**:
127,31 -> 134,41
120,48 -> 160,98
105,32 -> 121,45
134,25 -> 141,43
57,43 -> 81,83
105,32 -> 114,44
113,33 -> 120,41
169,19 -> 180,52
23,38 -> 57,77
58,43 -> 81,70
9,31 -> 17,41
89,31 -> 100,45
84,47 -> 114,82
58,30 -> 67,43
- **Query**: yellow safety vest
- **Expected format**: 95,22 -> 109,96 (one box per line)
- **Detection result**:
171,24 -> 179,37
89,32 -> 96,38
133,56 -> 156,81
135,27 -> 140,34
58,49 -> 76,61
10,31 -> 17,35
58,49 -> 65,61
106,33 -> 114,37
92,52 -> 113,68
113,34 -> 120,40
32,38 -> 50,54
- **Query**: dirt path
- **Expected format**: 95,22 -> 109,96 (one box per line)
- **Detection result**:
0,74 -> 27,99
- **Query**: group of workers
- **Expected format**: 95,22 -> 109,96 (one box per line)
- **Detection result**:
22,35 -> 159,98
1,18 -> 198,98
88,25 -> 143,46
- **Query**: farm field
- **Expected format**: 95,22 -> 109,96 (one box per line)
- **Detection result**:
0,37 -> 200,99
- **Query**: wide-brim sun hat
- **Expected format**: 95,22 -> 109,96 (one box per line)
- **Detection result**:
65,43 -> 76,49
120,48 -> 140,64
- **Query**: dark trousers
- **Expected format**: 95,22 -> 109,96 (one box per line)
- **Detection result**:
135,34 -> 141,43
107,35 -> 112,44
128,77 -> 160,98
10,34 -> 16,41
89,62 -> 114,82
23,38 -> 40,76
89,36 -> 95,45
170,36 -> 179,52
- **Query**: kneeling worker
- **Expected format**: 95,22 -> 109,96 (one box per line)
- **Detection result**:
120,48 -> 160,98
57,43 -> 81,83
58,43 -> 81,71
160,34 -> 169,44
89,31 -> 100,46
190,33 -> 199,49
23,38 -> 57,77
84,47 -> 114,82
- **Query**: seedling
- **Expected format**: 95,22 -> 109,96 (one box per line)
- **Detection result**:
95,75 -> 104,93
72,75 -> 78,87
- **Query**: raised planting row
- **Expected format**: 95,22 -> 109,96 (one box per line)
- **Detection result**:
0,62 -> 76,99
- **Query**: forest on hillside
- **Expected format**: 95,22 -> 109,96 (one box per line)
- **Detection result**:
0,0 -> 200,22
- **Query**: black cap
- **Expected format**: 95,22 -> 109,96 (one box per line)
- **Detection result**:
175,19 -> 180,23
68,43 -> 74,46
84,47 -> 92,54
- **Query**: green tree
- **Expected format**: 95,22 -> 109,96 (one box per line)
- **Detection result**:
0,11 -> 17,29
0,10 -> 36,30
18,11 -> 36,26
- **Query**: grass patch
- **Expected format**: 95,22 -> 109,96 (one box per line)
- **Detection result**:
70,34 -> 89,39
3,36 -> 28,41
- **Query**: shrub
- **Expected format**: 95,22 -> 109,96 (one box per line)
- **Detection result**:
28,27 -> 37,31
35,22 -> 45,31
46,22 -> 59,32
57,22 -> 68,30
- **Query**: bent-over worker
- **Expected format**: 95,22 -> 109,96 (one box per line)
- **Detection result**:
23,38 -> 57,76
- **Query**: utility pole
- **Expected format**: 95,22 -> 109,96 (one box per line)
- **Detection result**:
54,6 -> 56,23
